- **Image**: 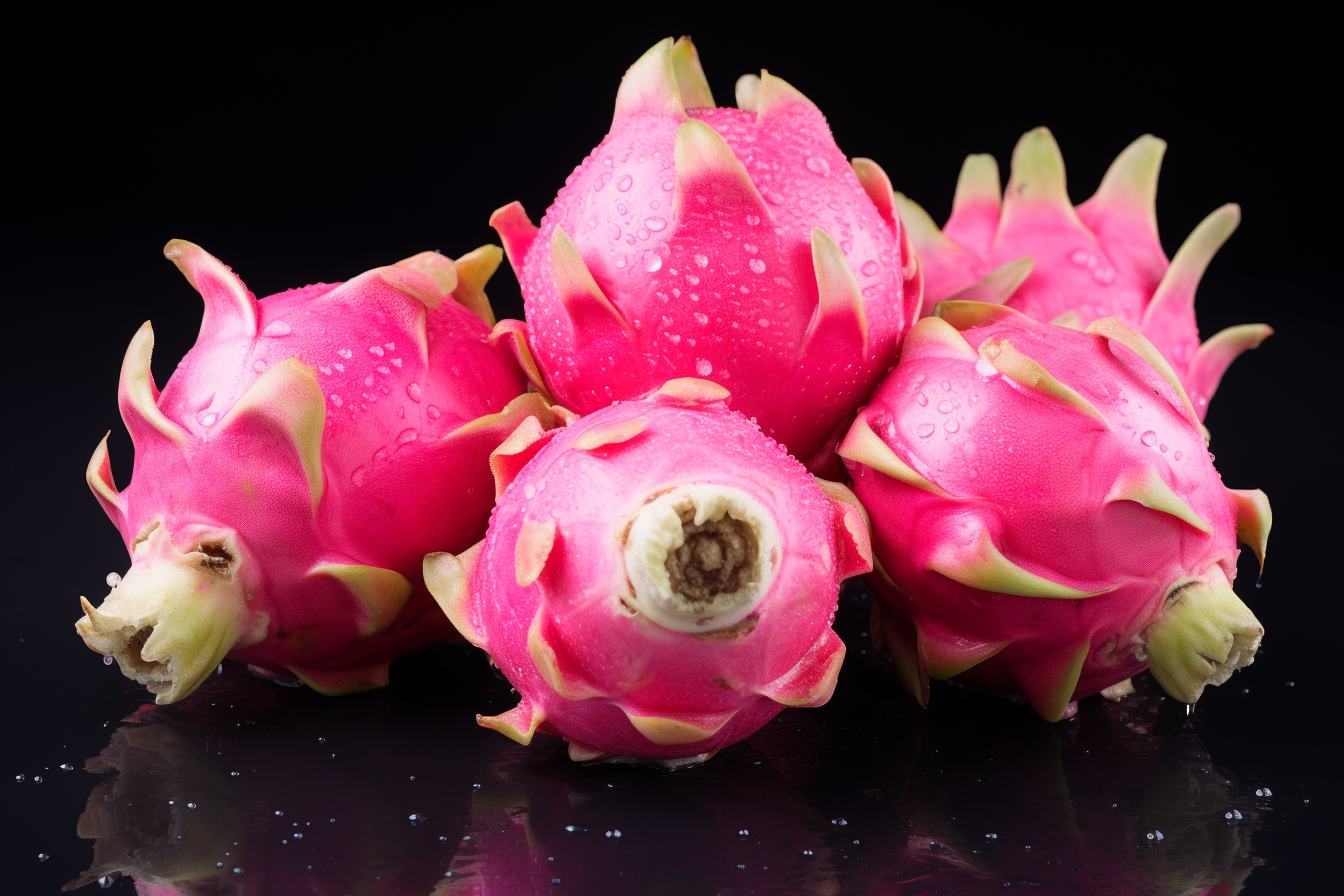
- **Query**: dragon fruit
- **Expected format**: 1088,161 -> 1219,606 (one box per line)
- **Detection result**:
840,303 -> 1271,720
424,378 -> 872,762
895,127 -> 1271,421
489,36 -> 921,471
77,240 -> 553,703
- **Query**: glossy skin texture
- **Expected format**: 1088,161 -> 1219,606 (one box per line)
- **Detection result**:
440,383 -> 870,761
899,128 -> 1270,421
843,308 -> 1255,719
495,39 -> 918,468
82,242 -> 543,699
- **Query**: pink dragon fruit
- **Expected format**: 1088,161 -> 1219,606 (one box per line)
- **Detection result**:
424,378 -> 872,762
489,37 -> 921,472
77,240 -> 553,703
839,303 -> 1271,720
895,127 -> 1271,421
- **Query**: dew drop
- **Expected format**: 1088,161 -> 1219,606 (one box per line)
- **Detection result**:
758,319 -> 770,328
406,383 -> 422,403
1174,450 -> 1183,461
916,392 -> 928,407
1070,249 -> 1092,266
331,394 -> 344,408
694,254 -> 709,268
196,410 -> 218,427
615,257 -> 627,268
807,156 -> 830,175
106,572 -> 121,588
262,321 -> 292,337
617,175 -> 633,192
351,465 -> 366,486
917,423 -> 935,438
252,359 -> 268,373
644,253 -> 663,273
397,428 -> 418,444
524,484 -> 536,499
696,359 -> 713,376
616,202 -> 627,216
645,216 -> 667,232
1141,430 -> 1157,446
662,180 -> 674,191
945,419 -> 960,433
103,656 -> 114,665
937,400 -> 954,414
1092,266 -> 1116,284
749,258 -> 766,274
860,260 -> 879,276
426,405 -> 441,420
337,348 -> 353,359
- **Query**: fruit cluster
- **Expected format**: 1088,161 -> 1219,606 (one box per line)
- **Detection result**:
76,38 -> 1271,763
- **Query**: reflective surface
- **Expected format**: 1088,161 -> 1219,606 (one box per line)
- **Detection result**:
16,583 -> 1329,895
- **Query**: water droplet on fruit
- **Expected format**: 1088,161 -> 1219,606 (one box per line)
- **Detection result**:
616,202 -> 627,216
1070,250 -> 1092,266
646,216 -> 667,232
426,405 -> 441,420
615,257 -> 627,268
397,429 -> 417,444
644,253 -> 663,272
662,180 -> 674,191
252,359 -> 267,373
694,254 -> 709,268
746,214 -> 760,226
916,393 -> 928,406
406,383 -> 422,403
338,348 -> 353,359
524,484 -> 536,499
1141,430 -> 1157,446
1159,443 -> 1168,453
917,423 -> 935,438
944,419 -> 960,433
351,466 -> 366,486
1174,450 -> 1183,461
696,359 -> 713,376
617,175 -> 633,192
937,400 -> 954,414
262,321 -> 292,337
758,319 -> 770,328
103,656 -> 114,665
197,410 -> 218,427
749,259 -> 766,274
106,572 -> 122,588
860,260 -> 879,276
331,395 -> 344,408
1092,266 -> 1115,284
369,345 -> 385,357
807,157 -> 830,175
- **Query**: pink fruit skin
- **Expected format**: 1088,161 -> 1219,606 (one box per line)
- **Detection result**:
435,381 -> 870,760
841,307 -> 1266,719
901,128 -> 1271,421
491,38 -> 920,470
84,242 -> 547,697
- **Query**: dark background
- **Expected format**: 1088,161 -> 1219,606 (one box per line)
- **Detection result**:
5,13 -> 1337,894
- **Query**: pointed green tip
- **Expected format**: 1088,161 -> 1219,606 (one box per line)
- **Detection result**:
1007,127 -> 1070,208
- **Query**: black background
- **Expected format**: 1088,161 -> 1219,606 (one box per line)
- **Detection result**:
5,12 -> 1338,894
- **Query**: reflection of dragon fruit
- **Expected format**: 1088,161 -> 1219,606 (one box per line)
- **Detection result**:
895,128 -> 1271,420
841,305 -> 1271,720
425,379 -> 871,761
490,36 -> 920,470
77,240 -> 552,703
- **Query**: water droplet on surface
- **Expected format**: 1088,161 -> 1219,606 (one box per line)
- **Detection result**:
694,254 -> 709,268
615,257 -> 627,268
945,419 -> 960,433
693,312 -> 709,325
426,405 -> 441,420
758,319 -> 770,328
252,359 -> 268,373
662,180 -> 674,191
1174,450 -> 1183,461
406,383 -> 422,403
524,484 -> 536,499
746,214 -> 760,226
749,258 -> 766,274
937,400 -> 954,414
644,253 -> 663,272
397,429 -> 418,444
917,423 -> 935,438
261,321 -> 292,337
860,260 -> 879,276
1145,829 -> 1164,842
806,156 -> 830,175
196,410 -> 218,427
106,572 -> 122,588
351,466 -> 366,486
696,359 -> 713,376
331,394 -> 344,408
1257,787 -> 1273,796
916,392 -> 928,407
1141,430 -> 1157,446
409,813 -> 427,824
337,348 -> 352,359
831,817 -> 847,826
645,216 -> 667,232
103,656 -> 114,665
1070,249 -> 1092,266
60,763 -> 73,771
617,175 -> 633,192
1092,266 -> 1115,284
99,876 -> 114,889
38,854 -> 49,862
